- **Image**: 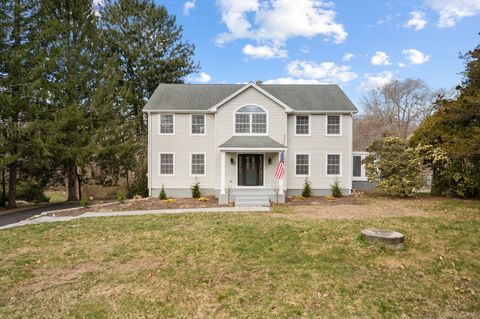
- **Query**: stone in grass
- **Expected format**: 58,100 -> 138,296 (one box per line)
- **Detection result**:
361,228 -> 405,251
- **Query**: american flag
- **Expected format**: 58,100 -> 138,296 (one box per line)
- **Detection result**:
274,151 -> 285,180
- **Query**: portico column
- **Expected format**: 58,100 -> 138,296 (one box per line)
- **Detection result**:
220,151 -> 226,194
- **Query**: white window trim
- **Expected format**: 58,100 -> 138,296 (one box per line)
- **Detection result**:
189,152 -> 207,177
233,104 -> 269,136
352,152 -> 369,181
325,115 -> 342,136
294,114 -> 311,136
158,114 -> 175,135
294,153 -> 311,177
325,153 -> 342,177
190,114 -> 206,136
158,152 -> 175,176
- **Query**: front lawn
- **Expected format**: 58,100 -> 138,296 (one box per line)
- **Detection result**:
0,197 -> 479,318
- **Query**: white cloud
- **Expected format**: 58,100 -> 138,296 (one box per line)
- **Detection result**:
215,0 -> 347,46
286,60 -> 358,83
426,0 -> 480,27
358,71 -> 394,91
398,62 -> 406,68
300,45 -> 310,53
264,77 -> 322,84
191,72 -> 212,83
183,0 -> 196,16
342,52 -> 355,61
371,51 -> 391,66
404,11 -> 427,30
403,48 -> 431,64
242,44 -> 287,59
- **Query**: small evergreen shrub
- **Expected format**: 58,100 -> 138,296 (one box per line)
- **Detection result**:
159,184 -> 167,200
301,178 -> 312,197
80,196 -> 90,207
117,191 -> 126,204
331,180 -> 342,198
191,180 -> 201,198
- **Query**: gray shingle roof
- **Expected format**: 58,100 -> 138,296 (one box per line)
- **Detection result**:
143,83 -> 357,112
219,136 -> 287,149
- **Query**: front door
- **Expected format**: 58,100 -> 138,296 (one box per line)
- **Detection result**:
238,154 -> 263,186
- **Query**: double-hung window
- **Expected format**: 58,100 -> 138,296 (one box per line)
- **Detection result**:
295,154 -> 310,176
235,105 -> 267,134
191,114 -> 206,135
326,115 -> 341,135
326,154 -> 341,176
191,153 -> 206,176
159,114 -> 174,134
159,153 -> 174,176
295,115 -> 310,135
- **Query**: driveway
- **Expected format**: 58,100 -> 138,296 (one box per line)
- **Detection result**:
0,202 -> 80,227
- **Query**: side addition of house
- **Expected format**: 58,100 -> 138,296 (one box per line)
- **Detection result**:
143,82 -> 359,205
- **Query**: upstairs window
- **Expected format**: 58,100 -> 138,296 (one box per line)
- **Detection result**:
235,105 -> 267,134
191,114 -> 206,135
159,114 -> 174,134
295,115 -> 310,135
326,115 -> 341,135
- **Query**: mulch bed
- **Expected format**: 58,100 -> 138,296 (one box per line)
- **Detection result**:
279,195 -> 363,206
46,196 -> 229,217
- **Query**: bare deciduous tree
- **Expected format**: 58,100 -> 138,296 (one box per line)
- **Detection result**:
361,79 -> 439,138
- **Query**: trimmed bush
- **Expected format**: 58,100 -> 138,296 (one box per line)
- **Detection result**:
159,184 -> 167,200
331,180 -> 342,198
80,196 -> 90,207
191,180 -> 201,198
117,191 -> 126,204
302,178 -> 312,197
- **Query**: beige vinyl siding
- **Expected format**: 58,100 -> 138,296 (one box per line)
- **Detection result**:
150,113 -> 216,190
286,114 -> 352,190
214,87 -> 288,189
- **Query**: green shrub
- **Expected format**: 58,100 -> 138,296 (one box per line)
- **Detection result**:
117,191 -> 126,204
364,137 -> 424,196
301,178 -> 312,197
331,180 -> 342,198
159,184 -> 167,200
16,182 -> 50,203
80,196 -> 90,207
191,180 -> 201,198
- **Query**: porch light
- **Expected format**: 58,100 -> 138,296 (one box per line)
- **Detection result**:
230,158 -> 234,165
268,158 -> 272,165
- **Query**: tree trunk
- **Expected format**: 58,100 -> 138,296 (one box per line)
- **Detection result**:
76,168 -> 82,200
126,169 -> 129,191
7,162 -> 17,209
67,164 -> 78,201
2,166 -> 5,207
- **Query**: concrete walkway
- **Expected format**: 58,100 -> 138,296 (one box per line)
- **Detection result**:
0,206 -> 271,230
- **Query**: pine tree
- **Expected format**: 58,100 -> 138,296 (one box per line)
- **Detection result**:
0,0 -> 42,208
97,0 -> 199,194
35,0 -> 100,201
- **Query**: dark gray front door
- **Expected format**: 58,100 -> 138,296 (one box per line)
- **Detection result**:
238,154 -> 263,186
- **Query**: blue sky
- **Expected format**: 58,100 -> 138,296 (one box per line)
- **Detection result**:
161,0 -> 479,110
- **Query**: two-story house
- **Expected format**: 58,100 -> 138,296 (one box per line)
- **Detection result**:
143,82 -> 358,205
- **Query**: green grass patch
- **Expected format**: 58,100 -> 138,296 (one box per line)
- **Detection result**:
0,198 -> 479,318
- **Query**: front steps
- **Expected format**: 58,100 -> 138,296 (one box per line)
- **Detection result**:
234,194 -> 271,208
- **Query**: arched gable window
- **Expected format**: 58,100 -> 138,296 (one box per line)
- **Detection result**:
235,105 -> 267,134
